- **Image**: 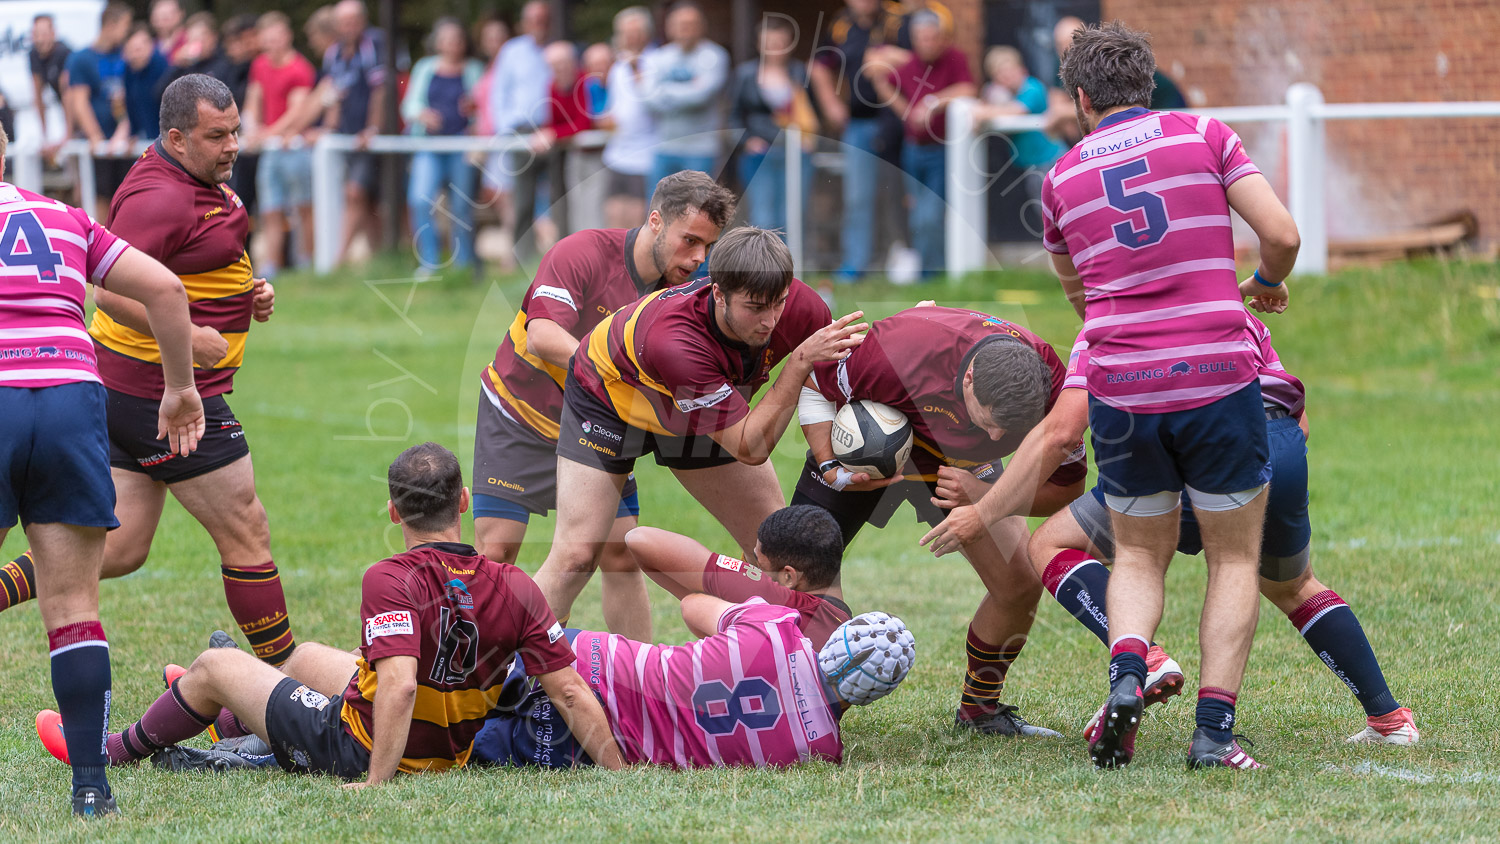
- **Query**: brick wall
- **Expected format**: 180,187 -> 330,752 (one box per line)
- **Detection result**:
1100,0 -> 1500,244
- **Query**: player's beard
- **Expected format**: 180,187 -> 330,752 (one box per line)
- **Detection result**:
651,235 -> 695,285
1074,100 -> 1091,135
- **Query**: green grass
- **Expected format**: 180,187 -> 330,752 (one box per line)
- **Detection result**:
2,258 -> 1498,841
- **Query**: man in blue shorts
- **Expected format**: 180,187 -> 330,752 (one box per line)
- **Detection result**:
1040,22 -> 1301,769
0,122 -> 204,817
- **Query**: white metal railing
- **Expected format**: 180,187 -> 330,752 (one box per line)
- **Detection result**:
947,83 -> 1500,277
13,85 -> 1499,280
311,130 -> 612,274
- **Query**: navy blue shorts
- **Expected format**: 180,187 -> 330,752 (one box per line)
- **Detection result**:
0,383 -> 118,529
1089,381 -> 1271,499
472,629 -> 593,770
1070,412 -> 1311,578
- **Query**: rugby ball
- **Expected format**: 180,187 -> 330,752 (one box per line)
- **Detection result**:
830,400 -> 913,480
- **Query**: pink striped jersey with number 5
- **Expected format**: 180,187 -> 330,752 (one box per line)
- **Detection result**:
1041,108 -> 1263,414
0,183 -> 127,388
570,598 -> 845,768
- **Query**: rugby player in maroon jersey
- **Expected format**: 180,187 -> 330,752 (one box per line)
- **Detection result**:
474,172 -> 735,641
532,227 -> 867,629
792,305 -> 1086,737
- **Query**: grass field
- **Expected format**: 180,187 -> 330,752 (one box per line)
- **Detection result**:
2,258 -> 1498,842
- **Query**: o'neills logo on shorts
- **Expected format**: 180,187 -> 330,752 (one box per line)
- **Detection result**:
579,438 -> 618,457
365,610 -> 414,644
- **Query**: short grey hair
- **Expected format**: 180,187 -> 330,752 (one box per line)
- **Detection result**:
614,5 -> 653,40
160,74 -> 235,135
970,338 -> 1053,435
1058,20 -> 1156,112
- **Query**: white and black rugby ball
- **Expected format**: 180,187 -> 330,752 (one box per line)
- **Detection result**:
831,400 -> 913,480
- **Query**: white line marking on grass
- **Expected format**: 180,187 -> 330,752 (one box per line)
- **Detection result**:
1326,762 -> 1500,785
1317,533 -> 1500,552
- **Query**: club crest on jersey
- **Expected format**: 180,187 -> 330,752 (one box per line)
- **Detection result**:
365,610 -> 414,643
445,579 -> 474,608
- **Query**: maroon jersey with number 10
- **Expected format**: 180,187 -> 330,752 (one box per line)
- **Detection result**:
339,542 -> 576,772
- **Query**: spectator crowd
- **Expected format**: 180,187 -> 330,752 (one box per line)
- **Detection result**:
12,0 -> 1186,281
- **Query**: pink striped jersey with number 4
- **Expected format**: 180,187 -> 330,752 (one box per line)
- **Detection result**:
570,598 -> 843,769
0,183 -> 127,388
1041,108 -> 1262,413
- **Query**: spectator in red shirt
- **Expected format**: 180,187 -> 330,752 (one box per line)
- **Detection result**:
864,10 -> 974,279
245,12 -> 318,276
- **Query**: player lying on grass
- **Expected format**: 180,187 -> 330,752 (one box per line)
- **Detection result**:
473,171 -> 737,641
625,504 -> 852,647
792,305 -> 1086,737
925,312 -> 1419,762
532,226 -> 866,630
38,443 -> 624,784
472,596 -> 914,769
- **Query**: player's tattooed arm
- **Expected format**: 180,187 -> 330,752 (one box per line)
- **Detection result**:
537,667 -> 627,770
348,654 -> 419,788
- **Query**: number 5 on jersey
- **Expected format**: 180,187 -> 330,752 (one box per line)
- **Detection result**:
1102,160 -> 1169,249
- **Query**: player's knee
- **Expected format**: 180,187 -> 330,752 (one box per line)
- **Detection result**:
187,646 -> 247,683
599,542 -> 640,574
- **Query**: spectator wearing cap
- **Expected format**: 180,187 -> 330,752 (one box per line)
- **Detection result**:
641,2 -> 729,193
403,17 -> 486,276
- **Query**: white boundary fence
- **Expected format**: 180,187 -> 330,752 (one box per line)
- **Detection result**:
7,84 -> 1500,279
947,83 -> 1500,277
307,127 -> 808,277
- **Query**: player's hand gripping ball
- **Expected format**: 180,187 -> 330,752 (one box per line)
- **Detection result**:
818,612 -> 916,706
830,400 -> 913,480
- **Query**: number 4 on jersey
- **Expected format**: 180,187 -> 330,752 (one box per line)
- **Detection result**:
1101,160 -> 1169,249
0,211 -> 65,282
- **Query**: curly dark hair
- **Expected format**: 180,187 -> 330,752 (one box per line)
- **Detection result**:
757,506 -> 843,590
